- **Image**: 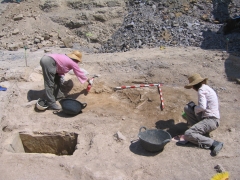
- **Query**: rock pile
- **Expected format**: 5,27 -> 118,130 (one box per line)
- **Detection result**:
0,0 -> 239,53
100,0 -> 240,53
0,0 -> 126,52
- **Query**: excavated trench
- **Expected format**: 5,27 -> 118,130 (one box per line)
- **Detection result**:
8,132 -> 78,156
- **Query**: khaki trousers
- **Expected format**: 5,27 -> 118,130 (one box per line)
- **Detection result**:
184,105 -> 220,148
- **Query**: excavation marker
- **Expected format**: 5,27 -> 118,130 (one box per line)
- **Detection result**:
158,83 -> 164,111
114,84 -> 162,90
114,83 -> 165,111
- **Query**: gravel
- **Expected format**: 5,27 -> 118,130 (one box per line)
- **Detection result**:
99,0 -> 240,53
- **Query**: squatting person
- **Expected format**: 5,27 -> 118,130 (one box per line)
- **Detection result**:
183,73 -> 223,156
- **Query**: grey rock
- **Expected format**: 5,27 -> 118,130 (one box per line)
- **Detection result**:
93,14 -> 108,22
114,131 -> 126,141
13,14 -> 23,21
34,38 -> 41,44
8,43 -> 19,51
62,37 -> 73,48
30,47 -> 38,52
12,28 -> 20,35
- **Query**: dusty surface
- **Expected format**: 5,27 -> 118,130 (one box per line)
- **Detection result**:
0,0 -> 240,180
0,46 -> 240,180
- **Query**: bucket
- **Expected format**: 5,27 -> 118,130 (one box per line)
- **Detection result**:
59,98 -> 87,115
138,126 -> 171,152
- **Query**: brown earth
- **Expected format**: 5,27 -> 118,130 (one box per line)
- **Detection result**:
0,1 -> 240,180
0,46 -> 240,180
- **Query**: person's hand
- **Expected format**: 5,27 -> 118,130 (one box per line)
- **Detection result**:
88,78 -> 93,85
187,101 -> 196,109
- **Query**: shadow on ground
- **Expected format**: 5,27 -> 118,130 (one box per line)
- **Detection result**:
224,54 -> 240,82
155,119 -> 189,137
27,80 -> 74,101
129,139 -> 163,156
200,0 -> 240,83
1,0 -> 20,3
52,110 -> 84,118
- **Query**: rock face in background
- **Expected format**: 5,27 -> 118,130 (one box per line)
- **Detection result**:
100,0 -> 240,53
0,0 -> 239,53
0,0 -> 126,52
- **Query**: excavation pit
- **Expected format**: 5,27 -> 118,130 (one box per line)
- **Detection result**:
8,132 -> 78,156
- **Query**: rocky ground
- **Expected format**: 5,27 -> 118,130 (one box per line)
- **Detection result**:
0,0 -> 240,180
0,0 -> 240,53
101,0 -> 240,53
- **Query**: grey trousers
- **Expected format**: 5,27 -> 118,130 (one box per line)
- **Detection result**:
184,105 -> 220,148
40,55 -> 61,105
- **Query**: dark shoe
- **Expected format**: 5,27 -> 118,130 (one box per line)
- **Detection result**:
210,141 -> 223,156
48,103 -> 61,110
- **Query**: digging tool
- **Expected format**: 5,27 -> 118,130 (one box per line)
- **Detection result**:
86,74 -> 100,92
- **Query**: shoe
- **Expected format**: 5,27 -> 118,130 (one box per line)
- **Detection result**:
210,141 -> 223,156
48,103 -> 61,110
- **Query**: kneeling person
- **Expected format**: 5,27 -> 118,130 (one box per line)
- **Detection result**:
183,73 -> 223,156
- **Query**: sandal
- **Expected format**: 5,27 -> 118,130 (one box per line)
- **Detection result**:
172,135 -> 188,144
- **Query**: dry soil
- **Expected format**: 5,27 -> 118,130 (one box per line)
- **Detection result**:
0,46 -> 239,180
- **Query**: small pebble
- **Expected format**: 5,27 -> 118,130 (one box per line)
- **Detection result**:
214,164 -> 225,173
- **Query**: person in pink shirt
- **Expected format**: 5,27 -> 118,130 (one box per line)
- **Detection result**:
40,50 -> 89,110
181,73 -> 223,156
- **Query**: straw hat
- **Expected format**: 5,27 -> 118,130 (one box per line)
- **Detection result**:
184,73 -> 208,89
67,50 -> 82,62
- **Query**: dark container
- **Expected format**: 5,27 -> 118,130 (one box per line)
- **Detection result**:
138,126 -> 171,152
59,98 -> 87,115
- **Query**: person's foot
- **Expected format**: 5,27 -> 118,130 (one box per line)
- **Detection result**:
210,141 -> 223,156
172,135 -> 188,145
48,102 -> 61,110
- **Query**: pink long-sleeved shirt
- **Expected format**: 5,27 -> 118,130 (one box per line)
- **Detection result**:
48,54 -> 88,84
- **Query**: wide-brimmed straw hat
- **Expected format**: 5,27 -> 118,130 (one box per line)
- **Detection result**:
67,50 -> 82,62
184,73 -> 208,89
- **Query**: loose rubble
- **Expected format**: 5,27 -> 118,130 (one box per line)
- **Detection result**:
0,0 -> 239,54
100,0 -> 240,53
